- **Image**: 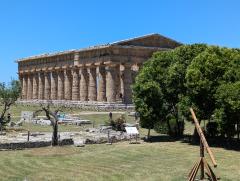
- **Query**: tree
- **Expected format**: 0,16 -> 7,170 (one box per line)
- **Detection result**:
215,82 -> 240,140
133,44 -> 208,138
133,80 -> 163,140
133,44 -> 240,141
34,103 -> 62,146
0,80 -> 21,128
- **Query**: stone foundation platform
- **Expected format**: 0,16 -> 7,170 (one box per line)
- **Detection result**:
17,100 -> 135,111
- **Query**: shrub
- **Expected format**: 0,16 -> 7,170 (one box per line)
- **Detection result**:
206,122 -> 219,137
154,119 -> 185,137
154,122 -> 168,134
105,114 -> 126,132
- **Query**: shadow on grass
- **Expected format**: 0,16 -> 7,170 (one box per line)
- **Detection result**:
143,134 -> 240,151
143,135 -> 179,143
181,135 -> 240,151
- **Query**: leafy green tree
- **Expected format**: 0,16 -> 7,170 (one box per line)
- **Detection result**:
186,47 -> 236,120
215,82 -> 240,139
133,44 -> 240,140
133,44 -> 208,137
0,80 -> 21,128
133,79 -> 163,139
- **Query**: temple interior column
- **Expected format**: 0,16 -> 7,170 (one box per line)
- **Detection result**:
22,74 -> 28,100
79,66 -> 88,101
51,71 -> 58,100
72,68 -> 79,101
57,70 -> 64,100
106,64 -> 117,102
88,66 -> 97,101
97,65 -> 106,102
122,63 -> 133,104
44,72 -> 51,100
27,73 -> 33,100
64,69 -> 72,100
38,72 -> 44,100
32,72 -> 39,99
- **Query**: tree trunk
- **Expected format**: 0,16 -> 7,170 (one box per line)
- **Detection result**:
0,104 -> 7,122
0,104 -> 9,130
52,122 -> 58,146
237,120 -> 239,141
175,118 -> 180,137
167,120 -> 172,136
147,128 -> 151,141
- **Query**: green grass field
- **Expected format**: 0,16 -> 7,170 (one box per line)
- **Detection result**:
0,141 -> 239,181
0,105 -> 239,181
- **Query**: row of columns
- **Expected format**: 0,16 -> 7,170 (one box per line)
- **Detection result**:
20,63 -> 137,104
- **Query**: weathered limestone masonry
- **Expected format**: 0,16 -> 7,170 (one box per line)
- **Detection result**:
17,34 -> 181,106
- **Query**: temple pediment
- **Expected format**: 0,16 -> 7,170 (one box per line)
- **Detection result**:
111,33 -> 181,48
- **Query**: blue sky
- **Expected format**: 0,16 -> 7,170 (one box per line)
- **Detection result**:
0,0 -> 240,83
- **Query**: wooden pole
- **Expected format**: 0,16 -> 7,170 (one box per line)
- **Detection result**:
190,108 -> 217,167
200,140 -> 204,180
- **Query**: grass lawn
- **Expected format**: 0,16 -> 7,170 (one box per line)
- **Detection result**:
0,141 -> 239,181
0,105 -> 239,180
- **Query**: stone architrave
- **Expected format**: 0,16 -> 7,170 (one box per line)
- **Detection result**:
22,74 -> 28,100
44,72 -> 51,100
57,70 -> 64,100
97,65 -> 106,102
38,72 -> 44,100
27,74 -> 33,100
106,64 -> 117,102
64,69 -> 72,100
51,71 -> 58,100
72,68 -> 79,101
88,66 -> 97,101
79,66 -> 88,101
32,72 -> 39,99
122,63 -> 133,104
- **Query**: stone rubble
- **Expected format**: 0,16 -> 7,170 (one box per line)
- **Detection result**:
0,128 -> 131,150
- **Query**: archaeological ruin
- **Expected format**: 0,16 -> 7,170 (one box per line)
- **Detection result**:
17,34 -> 181,105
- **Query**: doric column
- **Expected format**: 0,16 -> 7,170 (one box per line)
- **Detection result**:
32,72 -> 39,99
51,71 -> 58,100
79,66 -> 88,101
115,64 -> 121,100
72,68 -> 79,101
97,65 -> 106,102
19,74 -> 23,99
64,69 -> 72,100
57,70 -> 64,100
38,72 -> 44,100
27,73 -> 33,100
22,74 -> 28,100
122,63 -> 133,104
44,72 -> 51,100
106,64 -> 117,102
88,66 -> 97,101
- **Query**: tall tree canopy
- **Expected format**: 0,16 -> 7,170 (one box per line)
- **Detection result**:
133,44 -> 240,139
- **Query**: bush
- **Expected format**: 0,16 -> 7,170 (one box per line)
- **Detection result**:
154,119 -> 185,137
206,122 -> 219,137
154,122 -> 168,134
105,114 -> 126,132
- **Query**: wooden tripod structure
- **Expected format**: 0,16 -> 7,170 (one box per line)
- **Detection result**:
188,108 -> 218,181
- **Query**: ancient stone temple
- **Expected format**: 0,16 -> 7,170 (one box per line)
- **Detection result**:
17,34 -> 180,105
